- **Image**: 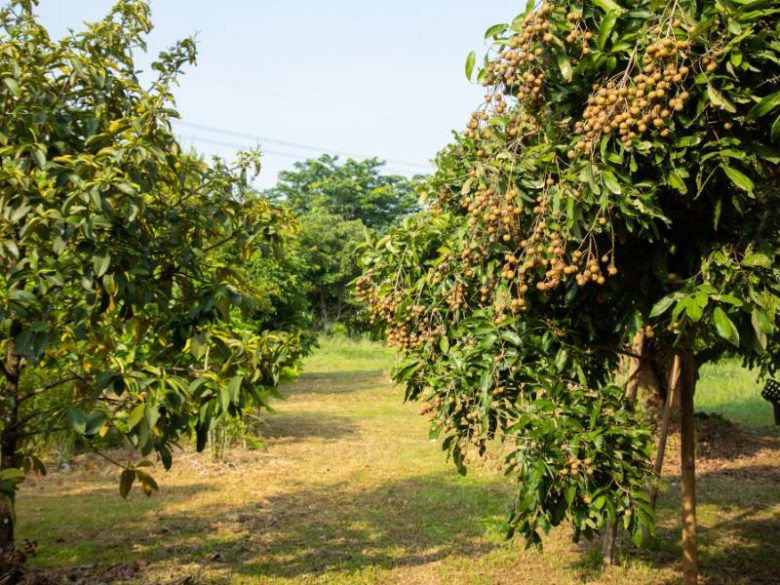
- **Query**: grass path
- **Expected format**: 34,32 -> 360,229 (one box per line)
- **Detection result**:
18,338 -> 780,584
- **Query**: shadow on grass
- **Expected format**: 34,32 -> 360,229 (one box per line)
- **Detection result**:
262,411 -> 359,442
31,472 -> 506,583
283,370 -> 391,396
587,462 -> 780,585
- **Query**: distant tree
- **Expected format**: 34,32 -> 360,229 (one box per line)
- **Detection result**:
267,155 -> 423,331
298,209 -> 368,330
0,0 -> 308,549
357,1 -> 780,583
267,154 -> 421,233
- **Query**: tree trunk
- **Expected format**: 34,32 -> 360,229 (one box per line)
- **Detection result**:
319,295 -> 329,330
602,332 -> 646,563
773,402 -> 780,426
650,354 -> 682,511
638,354 -> 682,546
679,350 -> 698,585
601,520 -> 618,566
625,331 -> 645,401
0,338 -> 21,549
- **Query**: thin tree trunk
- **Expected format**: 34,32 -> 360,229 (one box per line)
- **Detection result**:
625,331 -> 645,401
0,338 -> 21,549
603,332 -> 646,563
319,295 -> 329,330
679,350 -> 698,585
601,521 -> 618,566
640,354 -> 682,545
773,402 -> 780,426
650,354 -> 682,511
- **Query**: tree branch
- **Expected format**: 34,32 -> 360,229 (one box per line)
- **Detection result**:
18,375 -> 84,403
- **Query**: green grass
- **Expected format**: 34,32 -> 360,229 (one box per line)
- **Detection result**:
17,338 -> 780,584
697,360 -> 774,427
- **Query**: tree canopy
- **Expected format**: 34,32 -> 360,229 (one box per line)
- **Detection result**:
266,155 -> 423,330
267,154 -> 421,233
0,0 -> 308,546
357,0 -> 780,576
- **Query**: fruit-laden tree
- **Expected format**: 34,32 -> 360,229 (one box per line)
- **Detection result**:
267,155 -> 423,331
0,0 -> 309,548
357,1 -> 780,582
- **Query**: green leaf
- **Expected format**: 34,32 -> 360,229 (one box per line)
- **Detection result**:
752,311 -> 768,350
667,169 -> 688,194
742,251 -> 771,268
119,469 -> 135,498
67,408 -> 87,435
190,332 -> 208,359
746,90 -> 780,119
712,307 -> 740,347
127,403 -> 145,430
92,253 -> 111,277
752,308 -> 774,335
227,375 -> 243,402
484,23 -> 508,39
597,11 -> 618,50
135,470 -> 159,497
684,299 -> 703,322
602,171 -> 622,195
771,117 -> 780,142
219,385 -> 230,411
465,51 -> 477,81
557,54 -> 573,82
0,469 -> 25,485
85,411 -> 107,436
394,359 -> 422,382
649,296 -> 675,317
32,149 -> 46,170
707,84 -> 736,113
590,0 -> 626,13
2,77 -> 21,98
721,165 -> 754,195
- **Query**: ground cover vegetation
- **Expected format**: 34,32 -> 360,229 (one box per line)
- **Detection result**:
356,1 -> 780,582
15,338 -> 780,584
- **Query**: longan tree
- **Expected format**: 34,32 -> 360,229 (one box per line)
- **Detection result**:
0,0 -> 308,548
357,1 -> 780,582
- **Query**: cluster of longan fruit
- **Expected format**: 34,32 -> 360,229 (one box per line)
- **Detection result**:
560,443 -> 595,478
462,185 -> 522,241
385,319 -> 442,350
563,8 -> 590,51
572,37 -> 696,153
446,282 -> 468,312
572,250 -> 618,287
482,2 -> 555,102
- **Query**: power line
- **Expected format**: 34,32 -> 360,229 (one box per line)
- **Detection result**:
172,120 -> 432,172
177,134 -> 312,161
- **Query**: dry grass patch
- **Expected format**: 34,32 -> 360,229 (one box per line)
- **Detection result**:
17,337 -> 780,584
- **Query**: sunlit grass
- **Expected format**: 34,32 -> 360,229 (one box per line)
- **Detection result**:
697,359 -> 774,427
18,338 -> 780,584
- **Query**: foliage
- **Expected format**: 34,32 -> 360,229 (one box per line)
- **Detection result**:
357,0 -> 780,547
0,0 -> 309,531
267,154 -> 421,233
297,209 -> 369,331
266,155 -> 423,331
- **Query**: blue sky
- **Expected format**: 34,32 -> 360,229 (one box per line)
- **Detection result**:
35,1 -> 521,187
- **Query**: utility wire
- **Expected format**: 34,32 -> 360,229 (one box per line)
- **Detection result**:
177,134 -> 314,161
172,120 -> 432,172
